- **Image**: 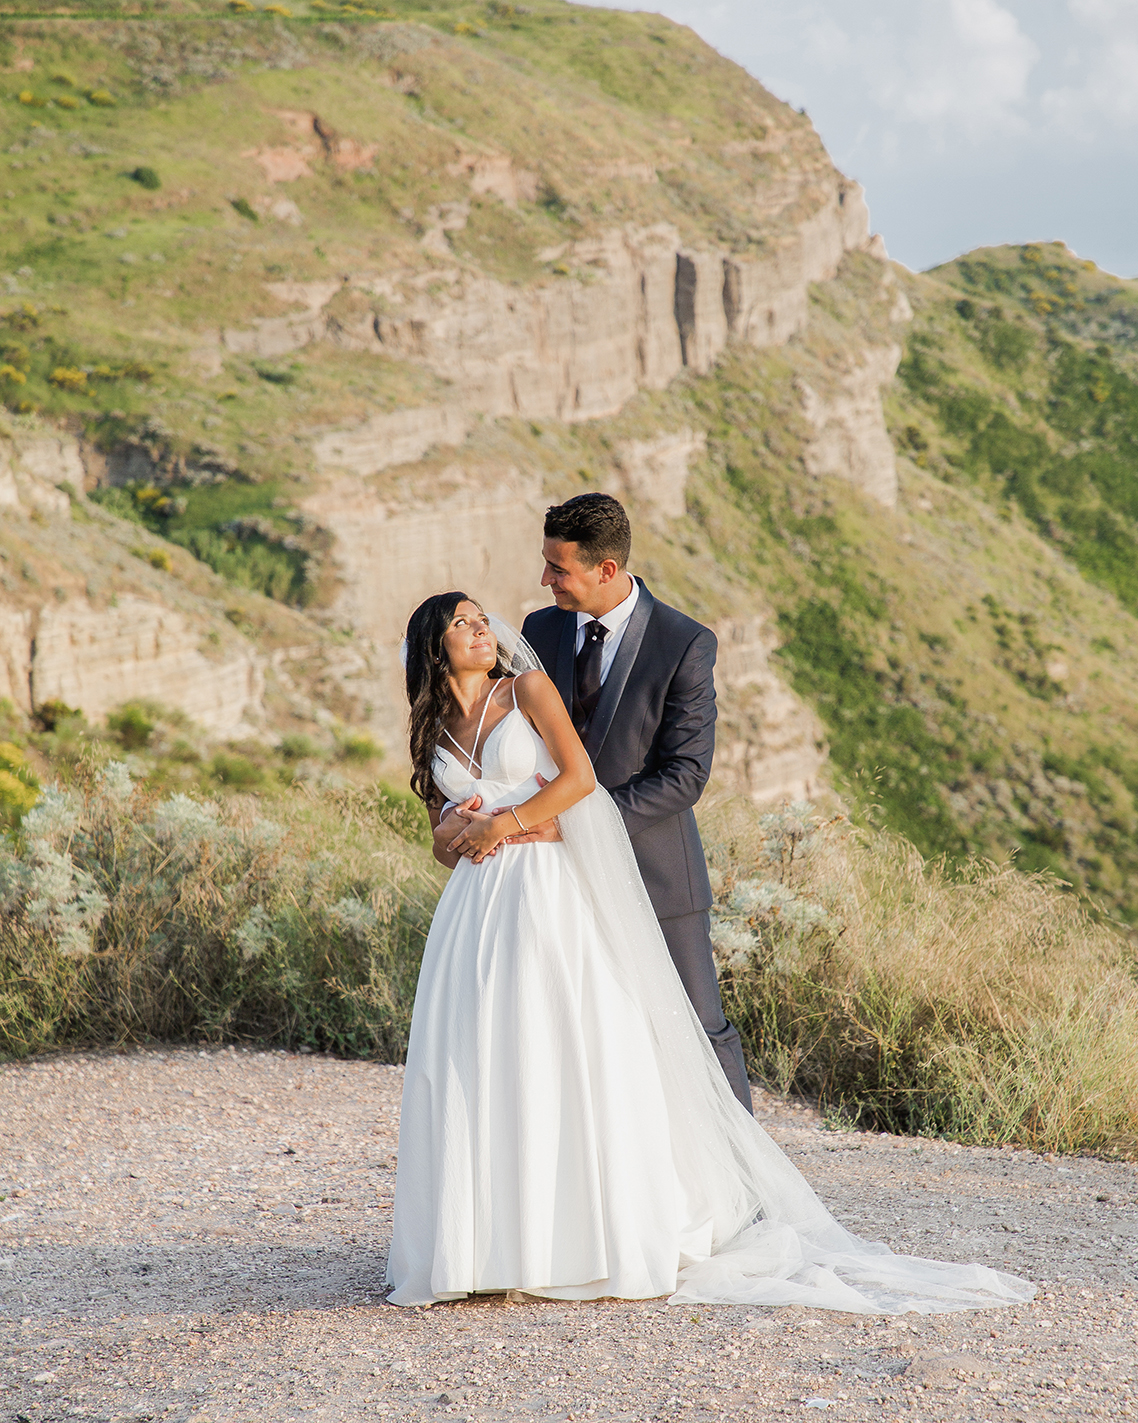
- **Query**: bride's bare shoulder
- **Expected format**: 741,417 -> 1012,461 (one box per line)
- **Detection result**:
511,668 -> 556,706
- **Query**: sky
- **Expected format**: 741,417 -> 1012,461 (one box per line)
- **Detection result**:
578,0 -> 1138,276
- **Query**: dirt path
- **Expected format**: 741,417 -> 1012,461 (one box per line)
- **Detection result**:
1,1048 -> 1135,1423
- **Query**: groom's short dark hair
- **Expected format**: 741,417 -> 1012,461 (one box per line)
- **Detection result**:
544,493 -> 631,569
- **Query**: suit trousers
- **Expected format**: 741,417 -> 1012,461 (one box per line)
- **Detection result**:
657,910 -> 753,1115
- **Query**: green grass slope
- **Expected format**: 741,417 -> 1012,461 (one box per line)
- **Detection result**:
1,0 -> 832,599
895,242 -> 1138,616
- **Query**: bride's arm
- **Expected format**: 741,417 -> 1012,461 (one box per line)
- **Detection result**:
446,671 -> 595,861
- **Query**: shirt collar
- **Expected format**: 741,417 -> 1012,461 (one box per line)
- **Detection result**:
577,575 -> 639,633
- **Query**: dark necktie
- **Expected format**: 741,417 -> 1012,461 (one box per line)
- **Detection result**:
572,619 -> 608,734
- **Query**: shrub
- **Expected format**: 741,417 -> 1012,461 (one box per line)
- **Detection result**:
56,95 -> 80,111
148,547 -> 173,572
0,767 -> 441,1059
230,197 -> 259,223
704,799 -> 1138,1158
0,364 -> 26,386
107,703 -> 156,750
253,362 -> 295,384
338,730 -> 381,763
34,699 -> 81,732
87,89 -> 116,107
209,752 -> 265,789
50,367 -> 88,392
130,166 -> 161,190
279,733 -> 318,761
1,341 -> 29,370
170,526 -> 309,604
3,304 -> 39,333
0,742 -> 39,829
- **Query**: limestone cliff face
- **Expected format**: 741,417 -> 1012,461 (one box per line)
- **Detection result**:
242,176 -> 889,499
797,342 -> 903,510
712,616 -> 828,805
0,434 -> 345,737
22,595 -> 265,736
288,170 -> 901,795
1,434 -> 78,519
300,462 -> 548,678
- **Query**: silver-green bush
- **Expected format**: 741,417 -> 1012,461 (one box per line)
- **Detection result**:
0,763 -> 442,1059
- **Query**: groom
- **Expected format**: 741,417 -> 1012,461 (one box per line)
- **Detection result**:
512,493 -> 752,1114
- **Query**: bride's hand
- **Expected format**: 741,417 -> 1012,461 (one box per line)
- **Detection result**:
447,809 -> 513,864
436,796 -> 481,853
445,806 -> 491,851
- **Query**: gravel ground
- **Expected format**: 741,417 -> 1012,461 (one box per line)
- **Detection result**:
1,1047 -> 1136,1423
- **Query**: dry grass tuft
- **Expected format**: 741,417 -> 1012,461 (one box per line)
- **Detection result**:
704,798 -> 1138,1159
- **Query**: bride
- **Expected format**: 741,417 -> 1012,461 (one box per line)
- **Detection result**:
385,591 -> 1035,1313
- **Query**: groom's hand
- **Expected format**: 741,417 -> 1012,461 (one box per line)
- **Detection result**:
496,814 -> 561,844
492,774 -> 563,844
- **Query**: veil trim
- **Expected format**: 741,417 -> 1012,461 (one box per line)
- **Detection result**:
449,617 -> 1036,1313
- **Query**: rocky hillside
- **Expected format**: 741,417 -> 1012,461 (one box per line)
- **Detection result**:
3,3 -> 1138,928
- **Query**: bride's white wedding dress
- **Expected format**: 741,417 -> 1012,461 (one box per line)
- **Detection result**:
386,686 -> 1034,1313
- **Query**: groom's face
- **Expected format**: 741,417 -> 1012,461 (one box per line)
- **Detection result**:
541,537 -> 611,613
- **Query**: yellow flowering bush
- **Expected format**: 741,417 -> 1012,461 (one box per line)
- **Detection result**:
0,741 -> 40,829
50,367 -> 88,392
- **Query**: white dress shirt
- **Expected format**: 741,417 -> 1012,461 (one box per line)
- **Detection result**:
575,576 -> 639,685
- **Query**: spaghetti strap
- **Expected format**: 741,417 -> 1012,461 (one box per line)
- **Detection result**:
441,726 -> 480,773
510,676 -> 519,711
443,682 -> 499,775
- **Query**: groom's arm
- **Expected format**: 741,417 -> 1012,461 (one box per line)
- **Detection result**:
605,625 -> 716,838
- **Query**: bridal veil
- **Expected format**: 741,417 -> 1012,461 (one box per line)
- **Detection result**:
488,618 -> 1034,1313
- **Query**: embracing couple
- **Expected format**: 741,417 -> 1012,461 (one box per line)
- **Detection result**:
386,493 -> 1034,1314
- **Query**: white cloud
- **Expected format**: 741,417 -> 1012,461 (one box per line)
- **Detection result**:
1037,1 -> 1138,132
1041,46 -> 1138,131
1067,0 -> 1138,27
855,1 -> 1037,142
685,0 -> 1039,149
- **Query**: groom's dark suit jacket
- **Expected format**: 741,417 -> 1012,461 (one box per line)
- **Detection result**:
521,578 -> 715,921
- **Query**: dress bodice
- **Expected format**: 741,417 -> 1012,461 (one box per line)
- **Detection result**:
433,708 -> 559,809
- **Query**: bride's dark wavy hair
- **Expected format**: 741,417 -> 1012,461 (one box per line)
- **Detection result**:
405,591 -> 510,806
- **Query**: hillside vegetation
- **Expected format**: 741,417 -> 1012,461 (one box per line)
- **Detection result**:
0,0 -> 826,598
4,6 -> 1138,925
520,249 -> 1138,929
2,3 -> 1138,1154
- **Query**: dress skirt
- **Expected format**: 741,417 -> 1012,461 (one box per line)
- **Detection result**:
386,838 -> 693,1305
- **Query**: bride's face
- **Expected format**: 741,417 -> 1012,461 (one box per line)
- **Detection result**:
442,601 -> 498,673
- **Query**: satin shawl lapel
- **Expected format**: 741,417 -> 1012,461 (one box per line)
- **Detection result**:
553,609 -> 577,713
584,578 -> 654,761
